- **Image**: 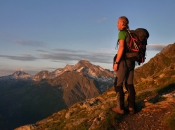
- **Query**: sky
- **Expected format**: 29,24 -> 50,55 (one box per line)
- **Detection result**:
0,0 -> 175,76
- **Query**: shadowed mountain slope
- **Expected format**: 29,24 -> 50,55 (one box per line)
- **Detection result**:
48,71 -> 100,106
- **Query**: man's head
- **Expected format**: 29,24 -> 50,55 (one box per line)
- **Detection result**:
117,16 -> 129,30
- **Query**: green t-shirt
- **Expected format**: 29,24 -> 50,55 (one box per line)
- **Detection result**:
118,30 -> 127,40
118,30 -> 129,52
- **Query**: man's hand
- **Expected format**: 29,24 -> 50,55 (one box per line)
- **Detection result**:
113,64 -> 119,72
113,39 -> 124,72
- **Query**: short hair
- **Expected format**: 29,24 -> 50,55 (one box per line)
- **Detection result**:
119,16 -> 129,29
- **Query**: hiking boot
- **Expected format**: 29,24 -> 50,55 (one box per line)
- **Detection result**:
112,107 -> 124,115
129,107 -> 135,114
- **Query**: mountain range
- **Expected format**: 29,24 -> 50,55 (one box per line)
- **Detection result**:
0,60 -> 114,130
1,43 -> 175,130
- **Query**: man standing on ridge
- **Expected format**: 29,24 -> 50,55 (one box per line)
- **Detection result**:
112,16 -> 136,114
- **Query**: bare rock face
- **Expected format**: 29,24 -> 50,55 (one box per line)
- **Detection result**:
48,71 -> 100,106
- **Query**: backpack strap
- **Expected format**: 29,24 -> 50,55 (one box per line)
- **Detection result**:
126,29 -> 140,52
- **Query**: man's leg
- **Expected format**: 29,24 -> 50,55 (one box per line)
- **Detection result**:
126,69 -> 136,114
113,61 -> 126,114
127,84 -> 136,113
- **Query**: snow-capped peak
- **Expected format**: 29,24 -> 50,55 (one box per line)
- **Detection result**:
12,71 -> 32,79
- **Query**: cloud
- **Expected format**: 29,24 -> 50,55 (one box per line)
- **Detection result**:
15,40 -> 46,47
147,44 -> 167,51
97,18 -> 107,23
0,54 -> 37,61
1,44 -> 167,65
39,48 -> 114,64
53,48 -> 86,53
36,49 -> 50,53
0,48 -> 114,64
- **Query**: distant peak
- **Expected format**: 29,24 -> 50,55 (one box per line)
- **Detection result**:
63,64 -> 74,71
11,71 -> 32,79
78,60 -> 90,63
40,70 -> 50,73
35,70 -> 51,76
13,71 -> 26,76
75,60 -> 92,67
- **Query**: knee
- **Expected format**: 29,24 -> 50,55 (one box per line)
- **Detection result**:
114,85 -> 123,93
127,84 -> 136,95
114,77 -> 123,86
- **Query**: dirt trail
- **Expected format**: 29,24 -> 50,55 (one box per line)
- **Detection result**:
114,91 -> 175,130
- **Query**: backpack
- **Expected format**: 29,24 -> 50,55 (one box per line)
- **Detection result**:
125,28 -> 149,65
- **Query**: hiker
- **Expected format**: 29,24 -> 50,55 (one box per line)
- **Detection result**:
113,16 -> 136,114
